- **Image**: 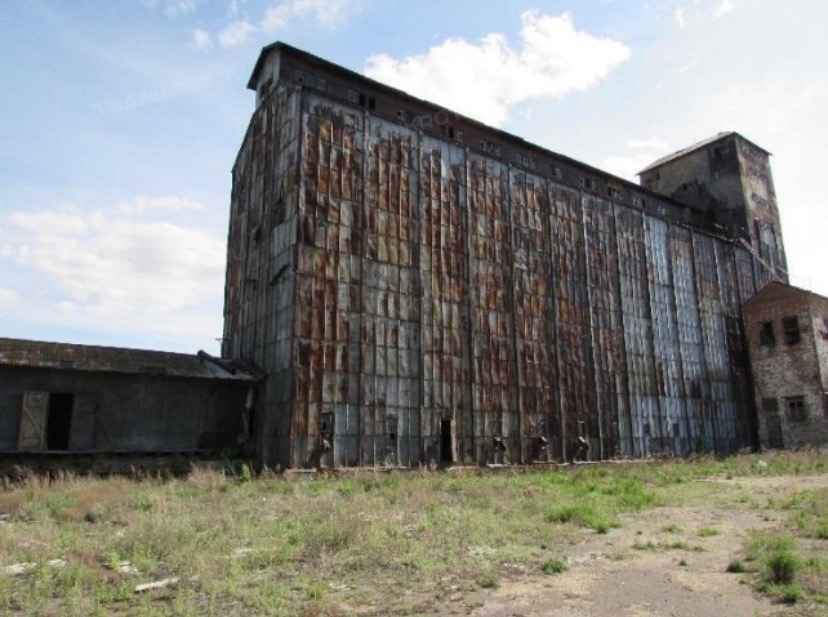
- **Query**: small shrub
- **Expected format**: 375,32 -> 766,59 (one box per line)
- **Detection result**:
767,551 -> 798,584
747,533 -> 796,562
546,502 -> 612,533
594,521 -> 611,534
541,559 -> 567,574
726,559 -> 747,573
475,570 -> 499,589
697,527 -> 719,538
239,463 -> 253,483
780,584 -> 805,604
759,583 -> 804,604
84,502 -> 109,523
803,556 -> 827,574
547,505 -> 574,524
306,581 -> 325,600
663,523 -> 682,534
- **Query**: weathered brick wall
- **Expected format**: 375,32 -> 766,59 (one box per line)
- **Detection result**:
745,288 -> 828,448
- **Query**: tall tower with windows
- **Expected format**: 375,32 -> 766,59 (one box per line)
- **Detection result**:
639,132 -> 787,287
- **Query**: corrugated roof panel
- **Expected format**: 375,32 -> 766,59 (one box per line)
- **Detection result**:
0,338 -> 257,381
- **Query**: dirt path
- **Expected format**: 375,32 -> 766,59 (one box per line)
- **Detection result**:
443,475 -> 828,617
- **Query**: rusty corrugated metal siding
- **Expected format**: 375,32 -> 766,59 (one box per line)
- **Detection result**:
224,85 -> 301,465
224,81 -> 768,468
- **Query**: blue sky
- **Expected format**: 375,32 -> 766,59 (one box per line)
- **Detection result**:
1,0 -> 826,354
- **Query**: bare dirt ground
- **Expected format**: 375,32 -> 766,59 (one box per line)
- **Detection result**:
440,475 -> 828,617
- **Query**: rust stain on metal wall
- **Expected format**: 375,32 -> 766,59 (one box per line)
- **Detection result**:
225,83 -> 768,468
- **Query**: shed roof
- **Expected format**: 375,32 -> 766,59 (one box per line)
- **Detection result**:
743,281 -> 828,312
0,338 -> 258,381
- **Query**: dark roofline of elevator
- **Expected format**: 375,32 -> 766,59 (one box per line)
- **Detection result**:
244,41 -> 747,241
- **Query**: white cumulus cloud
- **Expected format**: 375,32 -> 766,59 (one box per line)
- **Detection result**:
191,28 -> 212,50
7,200 -> 225,320
163,0 -> 205,18
213,0 -> 360,48
714,0 -> 737,18
602,137 -> 670,182
262,0 -> 357,31
218,19 -> 255,48
363,11 -> 631,127
117,195 -> 205,214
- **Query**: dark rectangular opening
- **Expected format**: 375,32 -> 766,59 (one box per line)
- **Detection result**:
320,413 -> 333,440
786,396 -> 806,422
782,316 -> 801,345
759,321 -> 775,346
767,413 -> 783,448
440,419 -> 452,463
46,393 -> 73,450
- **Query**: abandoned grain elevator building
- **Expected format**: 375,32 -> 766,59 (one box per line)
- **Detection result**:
223,42 -> 788,469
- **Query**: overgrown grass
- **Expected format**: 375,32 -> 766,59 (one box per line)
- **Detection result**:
783,487 -> 828,539
731,525 -> 828,605
0,450 -> 825,616
540,559 -> 567,574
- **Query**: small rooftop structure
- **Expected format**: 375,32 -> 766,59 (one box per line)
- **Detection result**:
638,131 -> 770,175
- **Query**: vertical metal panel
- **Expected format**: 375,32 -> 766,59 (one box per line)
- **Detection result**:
615,207 -> 659,457
356,113 -> 420,466
692,232 -> 738,452
736,246 -> 759,305
467,154 -> 513,462
510,169 -> 556,462
418,134 -> 467,462
292,94 -> 373,466
223,84 -> 302,468
717,242 -> 758,450
669,225 -> 706,452
547,184 -> 591,460
582,197 -> 625,458
643,217 -> 687,455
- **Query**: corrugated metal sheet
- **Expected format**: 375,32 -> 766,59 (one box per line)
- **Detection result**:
225,82 -> 768,468
0,338 -> 254,381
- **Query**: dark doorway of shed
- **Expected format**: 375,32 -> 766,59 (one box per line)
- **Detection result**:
440,419 -> 452,464
46,393 -> 73,450
766,413 -> 783,449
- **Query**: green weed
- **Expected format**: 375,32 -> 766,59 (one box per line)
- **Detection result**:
766,551 -> 798,584
0,451 -> 825,616
541,559 -> 567,574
